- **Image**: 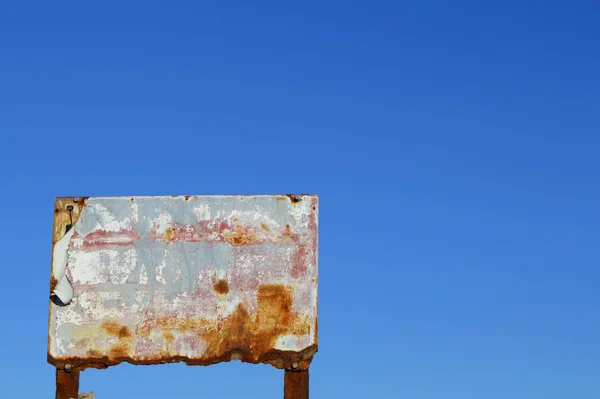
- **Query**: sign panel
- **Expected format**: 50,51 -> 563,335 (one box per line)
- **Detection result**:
48,195 -> 318,371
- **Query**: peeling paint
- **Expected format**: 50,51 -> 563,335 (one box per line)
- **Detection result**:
52,228 -> 75,304
48,195 -> 318,371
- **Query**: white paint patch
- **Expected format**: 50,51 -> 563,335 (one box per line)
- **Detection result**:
139,264 -> 148,284
216,268 -> 228,279
290,202 -> 312,229
155,262 -> 166,284
154,248 -> 167,284
174,264 -> 182,281
130,201 -> 139,224
193,203 -> 211,221
135,291 -> 149,304
70,249 -> 138,285
310,284 -> 318,316
225,210 -> 282,228
76,292 -> 126,320
274,334 -> 311,351
153,211 -> 173,235
87,203 -> 135,233
52,227 -> 76,304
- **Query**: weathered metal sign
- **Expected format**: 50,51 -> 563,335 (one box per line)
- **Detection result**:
48,195 -> 317,399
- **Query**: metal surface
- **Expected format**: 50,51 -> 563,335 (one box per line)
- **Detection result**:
284,370 -> 309,399
55,369 -> 79,399
48,195 -> 318,371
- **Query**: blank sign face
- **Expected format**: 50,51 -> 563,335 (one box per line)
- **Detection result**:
48,195 -> 318,370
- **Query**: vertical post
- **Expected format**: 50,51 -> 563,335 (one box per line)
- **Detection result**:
284,369 -> 309,399
56,367 -> 79,399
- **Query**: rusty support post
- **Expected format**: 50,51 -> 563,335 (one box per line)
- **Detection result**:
56,368 -> 79,399
284,369 -> 309,399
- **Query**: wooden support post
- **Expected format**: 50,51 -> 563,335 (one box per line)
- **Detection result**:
56,367 -> 79,399
284,369 -> 309,399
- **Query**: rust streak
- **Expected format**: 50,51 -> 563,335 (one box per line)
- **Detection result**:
102,321 -> 132,338
163,331 -> 175,343
101,321 -> 134,360
156,223 -> 203,243
49,343 -> 317,371
57,284 -> 316,370
222,225 -> 262,246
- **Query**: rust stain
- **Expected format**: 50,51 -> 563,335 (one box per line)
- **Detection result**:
156,222 -> 203,243
146,317 -> 212,335
163,331 -> 175,343
87,349 -> 102,357
52,197 -> 88,244
281,224 -> 301,243
50,344 -> 317,372
50,197 -> 87,347
164,227 -> 176,241
276,195 -> 288,206
283,224 -> 292,241
50,275 -> 58,293
60,284 -> 316,370
286,194 -> 302,203
109,343 -> 129,359
102,321 -> 134,360
48,195 -> 319,372
222,225 -> 262,246
153,219 -> 300,246
197,284 -> 312,364
102,321 -> 132,339
184,195 -> 191,202
119,326 -> 132,338
213,279 -> 230,295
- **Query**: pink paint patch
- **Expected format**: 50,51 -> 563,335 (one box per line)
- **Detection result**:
290,245 -> 308,278
149,222 -> 204,243
292,286 -> 312,312
74,229 -> 140,249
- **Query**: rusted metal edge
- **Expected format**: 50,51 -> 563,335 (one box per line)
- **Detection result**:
48,197 -> 89,362
54,194 -> 318,200
49,344 -> 318,371
48,195 -> 319,372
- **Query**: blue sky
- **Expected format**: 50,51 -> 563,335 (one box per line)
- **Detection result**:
1,1 -> 599,398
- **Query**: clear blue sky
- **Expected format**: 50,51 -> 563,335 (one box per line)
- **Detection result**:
1,1 -> 599,398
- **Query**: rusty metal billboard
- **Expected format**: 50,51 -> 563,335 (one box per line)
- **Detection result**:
48,195 -> 318,399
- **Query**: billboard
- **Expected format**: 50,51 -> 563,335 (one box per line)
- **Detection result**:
49,195 -> 318,399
